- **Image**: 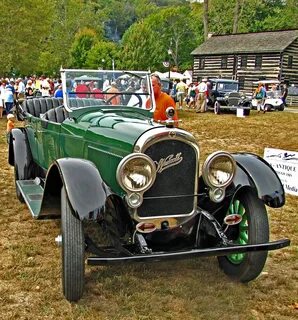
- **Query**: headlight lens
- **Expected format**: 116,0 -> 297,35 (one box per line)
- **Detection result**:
117,153 -> 156,192
202,152 -> 236,188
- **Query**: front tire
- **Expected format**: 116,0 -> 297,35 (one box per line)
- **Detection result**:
61,187 -> 85,302
264,104 -> 271,112
218,190 -> 269,283
214,101 -> 220,114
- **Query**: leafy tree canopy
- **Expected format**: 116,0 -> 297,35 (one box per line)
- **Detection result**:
0,0 -> 297,76
121,5 -> 201,72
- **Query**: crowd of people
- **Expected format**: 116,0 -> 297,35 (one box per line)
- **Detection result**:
1,73 -> 290,139
0,75 -> 63,118
0,75 -> 62,141
170,78 -> 211,113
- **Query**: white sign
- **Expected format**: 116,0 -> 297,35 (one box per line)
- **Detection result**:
264,148 -> 298,196
236,108 -> 244,117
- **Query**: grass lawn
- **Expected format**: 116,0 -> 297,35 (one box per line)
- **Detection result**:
0,109 -> 297,320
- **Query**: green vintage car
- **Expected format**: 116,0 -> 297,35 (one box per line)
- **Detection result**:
9,69 -> 290,302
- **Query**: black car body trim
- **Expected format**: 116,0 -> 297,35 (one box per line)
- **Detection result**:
232,153 -> 285,207
87,239 -> 290,265
9,128 -> 33,178
39,158 -> 112,220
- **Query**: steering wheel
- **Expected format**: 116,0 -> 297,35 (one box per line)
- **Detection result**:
128,93 -> 143,108
106,93 -> 143,108
106,93 -> 122,105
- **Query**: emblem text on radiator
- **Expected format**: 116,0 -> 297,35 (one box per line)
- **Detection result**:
155,152 -> 183,173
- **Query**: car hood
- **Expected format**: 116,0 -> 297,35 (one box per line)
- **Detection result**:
68,107 -> 159,155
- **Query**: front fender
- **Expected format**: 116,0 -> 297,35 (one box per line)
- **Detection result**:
232,153 -> 285,207
39,158 -> 112,220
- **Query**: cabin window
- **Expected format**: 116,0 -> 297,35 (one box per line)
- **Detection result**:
199,58 -> 205,69
221,56 -> 228,69
255,55 -> 262,69
240,56 -> 247,68
288,55 -> 293,68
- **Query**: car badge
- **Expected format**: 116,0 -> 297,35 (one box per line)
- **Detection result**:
168,131 -> 176,138
155,152 -> 183,173
224,214 -> 242,225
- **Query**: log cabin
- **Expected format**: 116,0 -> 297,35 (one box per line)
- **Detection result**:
191,29 -> 298,95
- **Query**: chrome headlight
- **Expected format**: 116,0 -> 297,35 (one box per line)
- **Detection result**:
202,152 -> 236,202
117,153 -> 156,193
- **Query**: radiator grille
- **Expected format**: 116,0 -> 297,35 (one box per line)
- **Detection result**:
228,93 -> 241,106
137,139 -> 198,218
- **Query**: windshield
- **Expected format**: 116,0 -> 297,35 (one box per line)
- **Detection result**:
266,90 -> 281,98
214,82 -> 238,92
61,69 -> 153,111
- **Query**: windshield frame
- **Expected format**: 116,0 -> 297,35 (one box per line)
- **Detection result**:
60,68 -> 154,112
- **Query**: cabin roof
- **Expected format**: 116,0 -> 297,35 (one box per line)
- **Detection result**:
191,29 -> 298,56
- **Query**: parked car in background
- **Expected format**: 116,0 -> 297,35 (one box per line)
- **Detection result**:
207,79 -> 251,115
286,84 -> 298,106
10,69 -> 290,302
251,80 -> 285,111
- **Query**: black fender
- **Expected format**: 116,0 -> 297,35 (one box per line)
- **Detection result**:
39,158 -> 112,220
8,128 -> 34,179
232,153 -> 285,208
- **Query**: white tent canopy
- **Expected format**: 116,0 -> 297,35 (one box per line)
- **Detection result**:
160,71 -> 190,80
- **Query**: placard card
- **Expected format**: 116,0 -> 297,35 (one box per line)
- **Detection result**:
264,148 -> 298,196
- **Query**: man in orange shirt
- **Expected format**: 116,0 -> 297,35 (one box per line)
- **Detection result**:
149,74 -> 178,124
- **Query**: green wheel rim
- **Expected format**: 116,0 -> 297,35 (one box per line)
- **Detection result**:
226,199 -> 248,264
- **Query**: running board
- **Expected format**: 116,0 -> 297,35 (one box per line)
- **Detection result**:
16,178 -> 44,218
87,239 -> 290,265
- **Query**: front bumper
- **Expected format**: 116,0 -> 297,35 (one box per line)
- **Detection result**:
87,238 -> 290,265
219,105 -> 250,111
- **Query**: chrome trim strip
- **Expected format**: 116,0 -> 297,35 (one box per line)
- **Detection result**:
88,145 -> 124,159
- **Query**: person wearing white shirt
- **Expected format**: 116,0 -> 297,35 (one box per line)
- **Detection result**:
40,76 -> 51,97
196,78 -> 207,113
16,78 -> 25,99
127,80 -> 148,108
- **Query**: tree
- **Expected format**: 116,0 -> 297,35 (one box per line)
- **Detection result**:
121,6 -> 200,71
47,0 -> 105,71
203,0 -> 209,40
233,0 -> 245,33
70,29 -> 99,68
0,0 -> 55,75
86,41 -> 120,69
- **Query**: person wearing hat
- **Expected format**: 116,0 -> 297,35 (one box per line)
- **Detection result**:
6,113 -> 15,143
195,78 -> 208,113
